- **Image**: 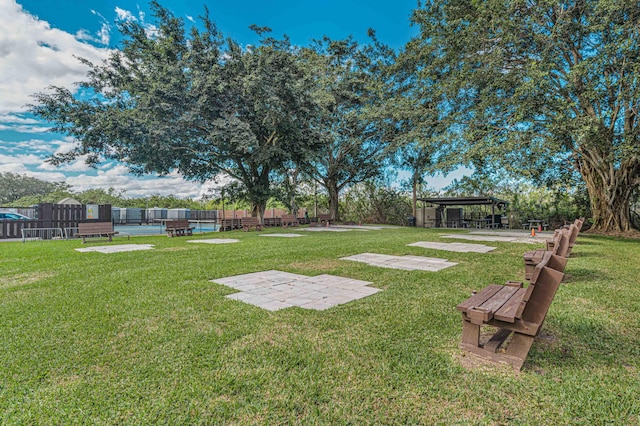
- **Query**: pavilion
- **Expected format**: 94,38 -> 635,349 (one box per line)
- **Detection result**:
416,196 -> 509,228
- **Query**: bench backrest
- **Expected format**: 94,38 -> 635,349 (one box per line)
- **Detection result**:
521,251 -> 565,325
552,229 -> 571,257
317,214 -> 331,222
166,219 -> 190,229
78,222 -> 114,234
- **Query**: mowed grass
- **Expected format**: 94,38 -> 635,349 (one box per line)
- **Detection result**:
0,227 -> 638,424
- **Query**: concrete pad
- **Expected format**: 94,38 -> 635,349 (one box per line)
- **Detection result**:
469,230 -> 551,238
299,227 -> 362,232
259,234 -> 306,238
75,244 -> 154,253
187,239 -> 240,244
211,270 -> 379,311
440,234 -> 538,244
330,225 -> 384,230
407,241 -> 496,253
340,252 -> 457,271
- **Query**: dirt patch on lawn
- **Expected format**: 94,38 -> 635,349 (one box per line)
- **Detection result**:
0,271 -> 56,290
288,258 -> 343,272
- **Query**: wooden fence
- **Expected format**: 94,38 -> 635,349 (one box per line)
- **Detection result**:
0,203 -> 111,239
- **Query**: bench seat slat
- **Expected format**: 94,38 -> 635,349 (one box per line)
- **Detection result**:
493,287 -> 527,322
456,284 -> 503,312
476,285 -> 520,313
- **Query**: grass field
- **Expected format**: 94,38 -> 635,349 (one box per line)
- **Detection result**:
1,227 -> 638,424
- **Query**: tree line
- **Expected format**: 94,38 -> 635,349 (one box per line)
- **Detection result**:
29,0 -> 640,233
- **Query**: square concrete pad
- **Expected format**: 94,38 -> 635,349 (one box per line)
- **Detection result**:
407,241 -> 496,253
187,239 -> 240,244
211,270 -> 379,311
340,253 -> 457,271
259,234 -> 306,238
440,234 -> 538,244
75,244 -> 155,253
300,227 -> 361,232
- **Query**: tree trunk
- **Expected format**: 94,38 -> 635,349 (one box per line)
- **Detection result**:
247,167 -> 270,224
577,151 -> 638,233
412,178 -> 418,217
251,203 -> 266,223
327,180 -> 340,222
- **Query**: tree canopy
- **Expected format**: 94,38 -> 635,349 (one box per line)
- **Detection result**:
410,0 -> 640,232
0,172 -> 70,205
300,35 -> 397,221
30,1 -> 319,220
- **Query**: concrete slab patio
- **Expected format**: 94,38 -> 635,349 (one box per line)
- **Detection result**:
440,234 -> 539,244
211,270 -> 379,311
259,234 -> 306,238
187,239 -> 240,244
300,227 -> 365,232
75,244 -> 155,253
407,241 -> 496,253
340,253 -> 457,271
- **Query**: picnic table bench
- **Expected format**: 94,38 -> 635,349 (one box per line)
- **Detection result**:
241,217 -> 262,232
281,214 -> 299,228
457,251 -> 567,370
165,219 -> 194,237
76,222 -> 119,243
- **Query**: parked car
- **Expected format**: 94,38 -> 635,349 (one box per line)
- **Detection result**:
0,212 -> 31,220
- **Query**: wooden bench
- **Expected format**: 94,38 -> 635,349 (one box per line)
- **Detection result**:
523,228 -> 571,280
263,217 -> 281,227
218,218 -> 240,231
241,217 -> 262,232
457,251 -> 567,370
76,222 -> 119,243
310,214 -> 332,227
281,214 -> 299,228
165,219 -> 194,237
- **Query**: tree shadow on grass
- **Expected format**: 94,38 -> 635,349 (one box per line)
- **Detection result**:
527,316 -> 638,371
571,239 -> 602,246
562,267 -> 610,284
565,251 -> 599,258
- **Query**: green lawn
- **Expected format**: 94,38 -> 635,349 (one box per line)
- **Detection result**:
1,227 -> 638,424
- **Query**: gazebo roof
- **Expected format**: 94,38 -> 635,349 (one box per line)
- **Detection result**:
417,196 -> 508,208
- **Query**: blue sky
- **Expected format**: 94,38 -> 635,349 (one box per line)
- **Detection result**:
0,0 -> 469,199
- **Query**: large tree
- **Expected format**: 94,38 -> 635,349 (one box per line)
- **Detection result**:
411,0 -> 640,232
300,36 -> 396,221
30,2 -> 318,221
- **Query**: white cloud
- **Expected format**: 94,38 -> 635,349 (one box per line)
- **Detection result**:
114,6 -> 158,38
0,114 -> 40,125
90,10 -> 111,45
0,123 -> 51,133
0,1 -> 110,115
64,166 -> 205,198
0,162 -> 67,182
114,6 -> 136,22
0,152 -> 46,166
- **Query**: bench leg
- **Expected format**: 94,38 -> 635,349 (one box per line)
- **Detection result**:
502,333 -> 535,370
460,321 -> 535,371
461,320 -> 480,347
